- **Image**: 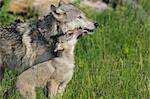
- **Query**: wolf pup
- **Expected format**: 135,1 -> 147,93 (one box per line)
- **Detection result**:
0,0 -> 98,79
4,29 -> 83,99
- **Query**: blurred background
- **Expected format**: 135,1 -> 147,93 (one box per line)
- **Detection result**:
0,0 -> 150,98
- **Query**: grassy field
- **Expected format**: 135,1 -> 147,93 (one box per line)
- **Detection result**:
0,0 -> 150,99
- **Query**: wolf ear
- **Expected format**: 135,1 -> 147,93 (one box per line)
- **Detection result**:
54,43 -> 64,52
52,10 -> 65,21
51,5 -> 65,21
59,0 -> 65,6
51,4 -> 56,11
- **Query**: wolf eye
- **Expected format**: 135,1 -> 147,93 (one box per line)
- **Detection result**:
78,16 -> 82,19
68,33 -> 73,36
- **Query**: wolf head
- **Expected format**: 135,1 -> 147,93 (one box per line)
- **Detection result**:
54,29 -> 83,52
51,0 -> 98,35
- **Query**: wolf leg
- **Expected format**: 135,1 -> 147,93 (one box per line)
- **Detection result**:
58,83 -> 67,94
3,85 -> 16,99
0,57 -> 4,80
58,71 -> 73,94
0,67 -> 4,80
17,83 -> 36,99
57,83 -> 67,98
21,88 -> 36,99
47,79 -> 59,99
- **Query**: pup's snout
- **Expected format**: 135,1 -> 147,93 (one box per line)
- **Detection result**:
94,22 -> 99,28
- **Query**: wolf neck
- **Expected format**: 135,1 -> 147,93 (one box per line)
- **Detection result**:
58,47 -> 75,63
35,13 -> 59,41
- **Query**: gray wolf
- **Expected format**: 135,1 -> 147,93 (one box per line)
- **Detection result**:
4,29 -> 83,99
0,1 -> 98,79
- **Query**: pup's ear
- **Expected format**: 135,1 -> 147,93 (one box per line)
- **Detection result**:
54,43 -> 64,52
51,4 -> 56,11
59,0 -> 65,6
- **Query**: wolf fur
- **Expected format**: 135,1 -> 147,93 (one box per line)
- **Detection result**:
0,1 -> 97,79
5,29 -> 82,99
8,0 -> 76,16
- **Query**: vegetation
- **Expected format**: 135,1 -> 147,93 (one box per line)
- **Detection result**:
0,0 -> 149,98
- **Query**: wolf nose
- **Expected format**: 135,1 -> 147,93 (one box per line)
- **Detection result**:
94,22 -> 99,28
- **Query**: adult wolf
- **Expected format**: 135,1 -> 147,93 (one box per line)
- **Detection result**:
0,0 -> 98,79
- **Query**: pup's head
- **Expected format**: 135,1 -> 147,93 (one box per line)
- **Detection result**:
54,29 -> 83,52
51,0 -> 98,35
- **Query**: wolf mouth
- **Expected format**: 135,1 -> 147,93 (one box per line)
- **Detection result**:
77,33 -> 83,39
76,29 -> 87,39
79,27 -> 94,33
84,28 -> 94,32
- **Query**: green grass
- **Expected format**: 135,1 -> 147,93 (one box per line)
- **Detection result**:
0,0 -> 150,98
